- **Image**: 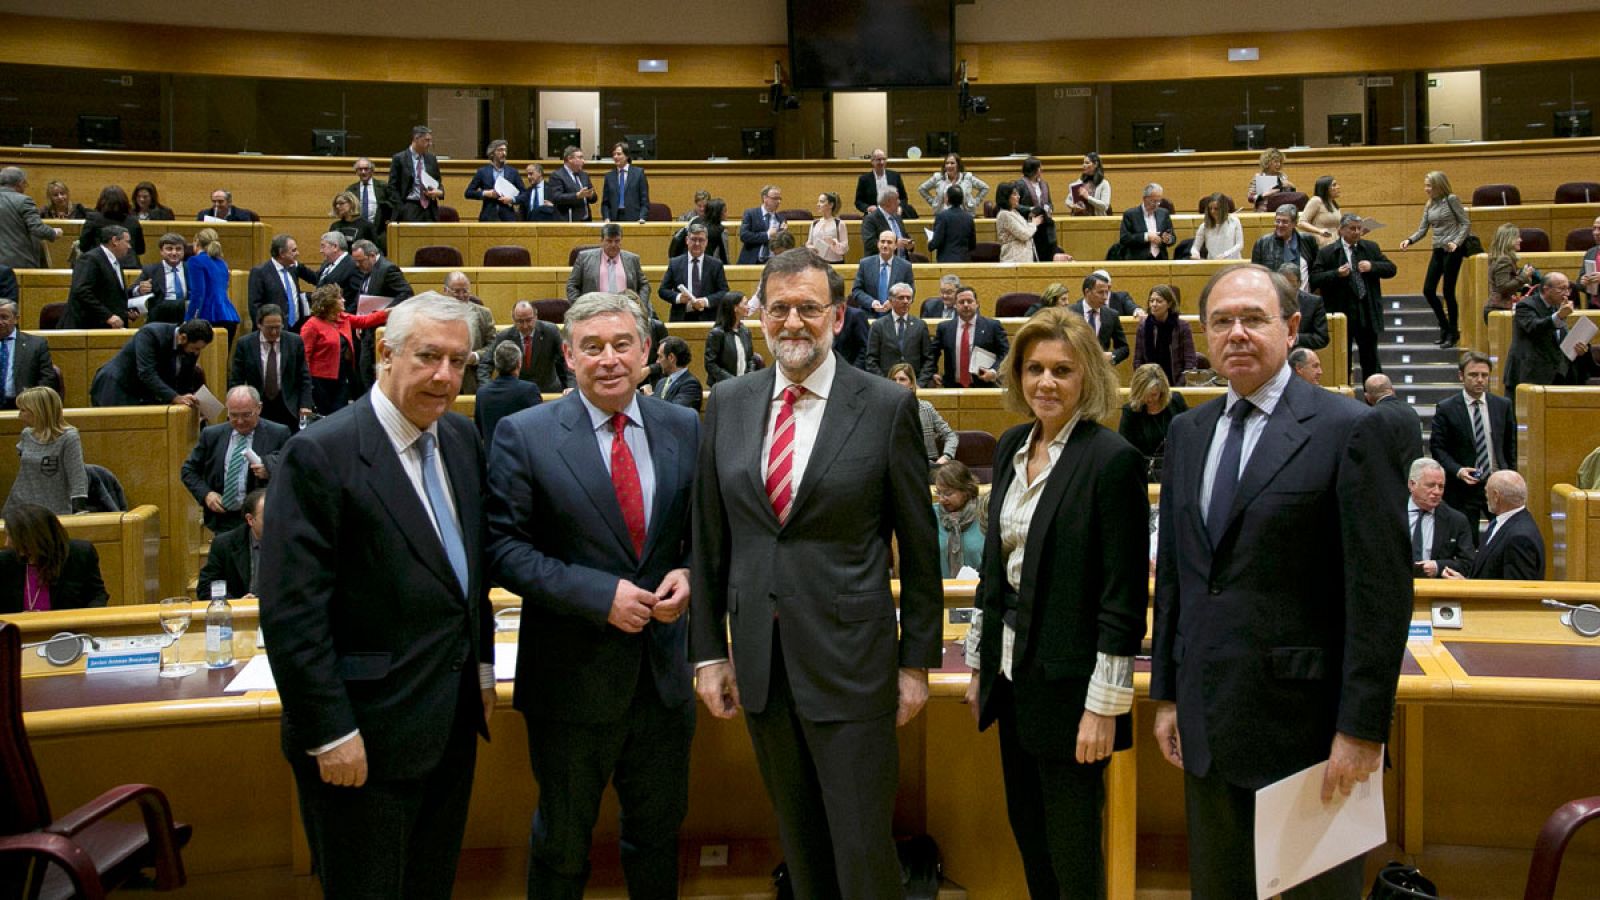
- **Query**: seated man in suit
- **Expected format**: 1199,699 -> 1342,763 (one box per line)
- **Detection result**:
1311,212 -> 1397,380
1505,273 -> 1593,394
1363,374 -> 1424,489
181,385 -> 290,535
389,126 -> 446,223
930,285 -> 1008,387
1250,207 -> 1319,286
1276,262 -> 1329,350
196,189 -> 256,222
518,163 -> 560,222
62,224 -> 133,329
248,234 -> 318,330
859,189 -> 915,260
850,232 -> 915,319
650,336 -> 703,411
1430,351 -> 1515,544
229,304 -> 314,432
567,224 -> 648,302
1288,347 -> 1322,385
475,341 -> 543,443
479,301 -> 572,394
928,186 -> 976,263
442,272 -> 498,396
736,185 -> 787,265
1443,471 -> 1544,580
197,488 -> 266,599
920,274 -> 961,321
464,139 -> 523,223
865,283 -> 933,384
659,223 -> 729,322
548,145 -> 597,222
346,158 -> 393,248
853,148 -> 918,219
1068,272 -> 1130,364
1118,183 -> 1175,260
1406,459 -> 1474,579
1089,269 -> 1144,322
89,318 -> 210,408
128,232 -> 191,324
313,232 -> 357,309
0,300 -> 59,410
602,142 -> 651,223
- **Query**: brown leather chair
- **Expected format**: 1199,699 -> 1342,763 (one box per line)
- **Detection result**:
1553,182 -> 1600,204
954,430 -> 999,484
970,242 -> 1001,263
645,202 -> 673,222
412,246 -> 464,268
1519,228 -> 1551,253
567,244 -> 599,267
482,246 -> 531,267
436,205 -> 461,222
1472,184 -> 1522,206
38,303 -> 66,331
981,201 -> 997,218
776,209 -> 812,223
1523,795 -> 1600,900
994,292 -> 1040,318
0,623 -> 191,899
531,299 -> 570,324
1264,191 -> 1308,213
1564,228 -> 1597,252
908,252 -> 930,264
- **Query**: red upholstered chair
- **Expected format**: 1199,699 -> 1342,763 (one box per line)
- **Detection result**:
37,303 -> 67,331
994,292 -> 1040,318
436,205 -> 461,222
1564,228 -> 1597,252
776,209 -> 812,223
567,244 -> 599,267
645,202 -> 672,222
0,622 -> 191,899
970,242 -> 1001,263
1472,183 -> 1522,206
1264,191 -> 1308,213
1519,228 -> 1551,254
1157,198 -> 1175,214
412,246 -> 464,268
531,299 -> 570,324
1523,796 -> 1600,900
981,201 -> 997,218
1553,182 -> 1600,204
482,246 -> 531,267
908,252 -> 930,264
954,431 -> 998,484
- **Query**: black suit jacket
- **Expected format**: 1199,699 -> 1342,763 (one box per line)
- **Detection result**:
478,323 -> 571,394
864,314 -> 934,384
229,331 -> 315,416
1118,205 -> 1176,260
704,325 -> 762,386
1418,501 -> 1475,578
1369,395 -> 1425,489
3,331 -> 58,403
260,397 -> 493,780
1429,391 -> 1516,514
197,523 -> 253,599
352,258 -> 413,306
0,265 -> 16,302
180,420 -> 291,533
0,542 -> 108,612
1294,290 -> 1330,350
1310,240 -> 1397,335
932,315 -> 1010,387
973,420 -> 1149,754
547,166 -> 596,222
388,149 -> 444,213
1505,289 -> 1576,392
1150,372 -> 1411,788
853,170 -> 918,218
1470,508 -> 1545,580
659,254 -> 729,322
1068,300 -> 1130,364
88,323 -> 202,406
601,166 -> 651,222
62,248 -> 128,328
464,165 -> 523,223
489,393 -> 698,722
345,179 -> 394,238
928,207 -> 976,263
247,261 -> 317,328
835,305 -> 870,370
133,262 -> 189,323
474,376 -> 543,444
655,370 -> 703,411
859,208 -> 913,259
195,207 -> 256,223
315,254 -> 359,311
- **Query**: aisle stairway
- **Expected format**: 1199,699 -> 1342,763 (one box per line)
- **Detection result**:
1360,293 -> 1464,439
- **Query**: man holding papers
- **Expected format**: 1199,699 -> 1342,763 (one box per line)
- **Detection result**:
930,285 -> 1007,387
1151,265 -> 1411,898
390,125 -> 445,223
464,139 -> 524,223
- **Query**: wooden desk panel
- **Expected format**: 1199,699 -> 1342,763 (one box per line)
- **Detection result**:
41,220 -> 270,272
1513,385 -> 1600,578
1552,484 -> 1600,582
12,268 -> 251,336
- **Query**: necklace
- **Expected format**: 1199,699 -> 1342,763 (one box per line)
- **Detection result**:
25,566 -> 45,612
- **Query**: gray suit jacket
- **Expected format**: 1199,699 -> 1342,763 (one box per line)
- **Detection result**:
565,248 -> 648,302
0,189 -> 57,270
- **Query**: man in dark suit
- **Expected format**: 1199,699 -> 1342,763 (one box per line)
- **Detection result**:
487,292 -> 698,899
247,234 -> 318,330
834,303 -> 870,370
346,158 -> 394,248
1406,459 -> 1474,579
479,301 -> 572,394
858,190 -> 915,260
850,232 -> 915,318
1289,347 -> 1323,384
351,239 -> 415,388
1444,471 -> 1544,581
463,139 -> 523,223
1311,212 -> 1397,380
864,284 -> 933,383
230,304 -> 314,432
474,341 -> 543,443
1276,263 -> 1330,350
1068,273 -> 1129,365
931,285 -> 1008,387
928,186 -> 976,263
1251,207 -> 1319,285
0,264 -> 14,303
196,488 -> 266,599
1505,273 -> 1590,394
389,126 -> 445,223
517,163 -> 560,222
196,189 -> 256,222
1117,184 -> 1175,260
62,224 -> 132,329
659,224 -> 728,322
737,185 -> 787,265
852,148 -> 918,219
920,274 -> 961,321
567,225 -> 648,301
652,336 -> 703,411
548,146 -> 597,222
128,232 -> 190,324
0,300 -> 58,409
1430,351 -> 1516,544
314,232 -> 358,310
1151,265 -> 1410,899
89,319 -> 210,408
181,385 -> 290,534
1362,374 -> 1424,489
691,249 -> 942,900
601,142 -> 651,223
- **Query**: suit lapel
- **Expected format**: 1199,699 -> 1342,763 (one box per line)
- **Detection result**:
555,395 -> 637,560
788,367 -> 867,523
353,400 -> 461,595
639,400 -> 679,562
1216,378 -> 1314,544
742,369 -> 781,523
1017,421 -> 1092,606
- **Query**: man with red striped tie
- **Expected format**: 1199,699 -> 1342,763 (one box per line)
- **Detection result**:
690,248 -> 944,900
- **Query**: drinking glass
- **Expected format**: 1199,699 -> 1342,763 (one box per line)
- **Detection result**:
158,597 -> 195,679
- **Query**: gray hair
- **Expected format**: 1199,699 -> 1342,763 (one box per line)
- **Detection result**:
1288,347 -> 1317,371
98,224 -> 128,244
1409,458 -> 1444,481
889,282 -> 913,297
1339,212 -> 1363,229
382,292 -> 476,353
512,300 -> 535,315
599,222 -> 623,240
878,189 -> 899,205
492,339 -> 523,375
351,239 -> 380,257
270,233 -> 294,257
1143,183 -> 1163,198
760,184 -> 780,199
320,231 -> 348,250
227,384 -> 262,406
0,167 -> 24,188
685,222 -> 708,237
563,292 -> 650,347
1276,205 -> 1302,224
1276,262 -> 1301,287
444,271 -> 470,289
0,300 -> 17,314
485,138 -> 508,156
940,273 -> 961,287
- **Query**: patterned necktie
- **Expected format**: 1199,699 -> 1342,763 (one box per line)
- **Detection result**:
416,155 -> 430,209
1471,400 -> 1492,473
264,342 -> 280,400
280,268 -> 298,327
0,337 -> 11,403
222,434 -> 247,510
609,413 -> 647,556
766,386 -> 806,524
1206,399 -> 1255,544
416,432 -> 468,596
957,322 -> 972,387
1347,245 -> 1367,298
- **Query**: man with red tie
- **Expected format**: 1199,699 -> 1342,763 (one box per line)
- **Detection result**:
478,301 -> 573,395
389,126 -> 444,223
487,291 -> 699,900
931,285 -> 1009,387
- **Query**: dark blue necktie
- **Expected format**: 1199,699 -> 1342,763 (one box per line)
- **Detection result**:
280,268 -> 297,327
1206,399 -> 1254,544
0,337 -> 11,402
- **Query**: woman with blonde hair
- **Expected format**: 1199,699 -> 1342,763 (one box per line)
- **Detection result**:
4,386 -> 88,516
185,226 -> 240,340
329,190 -> 380,248
888,362 -> 957,468
1024,282 -> 1072,317
1119,363 -> 1188,479
1399,170 -> 1473,348
1246,148 -> 1296,210
1486,222 -> 1538,319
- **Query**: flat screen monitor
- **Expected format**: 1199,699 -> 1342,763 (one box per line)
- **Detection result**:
1327,114 -> 1362,146
1131,122 -> 1165,152
1233,124 -> 1266,151
76,115 -> 122,149
622,134 -> 657,161
1555,109 -> 1592,138
924,131 -> 958,157
312,129 -> 347,156
788,0 -> 954,89
546,128 -> 582,159
741,128 -> 776,160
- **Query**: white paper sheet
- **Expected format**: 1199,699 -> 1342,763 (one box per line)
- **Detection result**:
127,294 -> 149,315
1253,759 -> 1386,899
419,169 -> 441,192
193,384 -> 224,421
1561,316 -> 1597,360
969,346 -> 997,375
224,654 -> 276,692
493,642 -> 518,681
1253,174 -> 1280,197
356,294 -> 389,315
493,175 -> 521,200
202,215 -> 227,224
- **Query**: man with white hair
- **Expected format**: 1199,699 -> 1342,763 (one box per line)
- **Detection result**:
180,385 -> 290,534
1405,458 -> 1474,578
1288,347 -> 1321,385
1118,183 -> 1175,260
0,166 -> 62,269
1443,471 -> 1544,580
442,271 -> 496,394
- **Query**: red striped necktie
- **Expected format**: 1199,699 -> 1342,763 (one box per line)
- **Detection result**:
766,386 -> 806,524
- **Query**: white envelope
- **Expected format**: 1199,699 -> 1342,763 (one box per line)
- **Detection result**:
1253,759 -> 1386,899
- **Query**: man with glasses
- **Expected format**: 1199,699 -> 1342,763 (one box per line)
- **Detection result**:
1505,272 -> 1594,394
691,249 -> 942,900
1151,264 -> 1410,899
1311,212 -> 1396,380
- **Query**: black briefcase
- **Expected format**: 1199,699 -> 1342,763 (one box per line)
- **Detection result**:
1367,861 -> 1440,899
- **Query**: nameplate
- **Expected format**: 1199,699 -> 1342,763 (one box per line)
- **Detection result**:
84,649 -> 162,672
1408,621 -> 1434,642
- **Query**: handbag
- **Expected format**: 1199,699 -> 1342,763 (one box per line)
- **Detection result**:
1367,861 -> 1440,899
1458,233 -> 1484,257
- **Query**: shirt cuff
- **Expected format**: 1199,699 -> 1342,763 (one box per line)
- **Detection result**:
694,658 -> 729,670
1084,652 -> 1135,717
478,662 -> 495,690
307,729 -> 359,756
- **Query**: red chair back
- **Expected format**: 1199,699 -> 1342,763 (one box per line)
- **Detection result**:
645,202 -> 673,222
954,431 -> 998,483
1264,192 -> 1308,213
1524,796 -> 1600,900
532,299 -> 570,324
1554,182 -> 1600,204
1564,228 -> 1597,252
776,209 -> 812,223
38,303 -> 67,331
568,244 -> 599,267
436,205 -> 461,222
413,246 -> 464,268
1472,184 -> 1522,206
971,242 -> 1001,263
482,246 -> 531,267
0,623 -> 51,836
994,292 -> 1040,318
1519,228 -> 1551,254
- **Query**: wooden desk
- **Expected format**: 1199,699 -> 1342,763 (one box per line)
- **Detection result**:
1552,484 -> 1600,581
12,268 -> 252,337
43,220 -> 271,273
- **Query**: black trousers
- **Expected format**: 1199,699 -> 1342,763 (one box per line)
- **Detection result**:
993,677 -> 1110,900
396,199 -> 438,223
1183,767 -> 1367,900
1349,318 -> 1381,380
1422,247 -> 1465,336
524,664 -> 695,900
260,392 -> 300,432
744,630 -> 903,900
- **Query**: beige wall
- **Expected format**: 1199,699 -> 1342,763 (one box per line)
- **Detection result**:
1427,70 -> 1484,143
1302,76 -> 1367,147
538,91 -> 601,158
427,88 -> 489,160
832,92 -> 889,160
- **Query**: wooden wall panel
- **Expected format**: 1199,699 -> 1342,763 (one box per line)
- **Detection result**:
1551,485 -> 1599,582
1515,385 -> 1600,578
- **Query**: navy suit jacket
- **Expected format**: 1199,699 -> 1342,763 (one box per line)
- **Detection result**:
464,165 -> 524,222
88,323 -> 202,406
737,207 -> 784,265
194,207 -> 256,222
247,260 -> 318,328
487,393 -> 699,723
932,315 -> 1010,387
516,179 -> 560,221
474,375 -> 543,444
601,166 -> 651,222
0,265 -> 17,303
655,370 -> 703,411
547,166 -> 596,222
1118,205 -> 1176,260
835,305 -> 870,369
180,419 -> 291,532
1469,508 -> 1545,580
134,262 -> 188,323
849,255 -> 915,316
1429,391 -> 1516,514
659,254 -> 730,322
1068,300 -> 1129,364
928,207 -> 976,263
62,249 -> 128,328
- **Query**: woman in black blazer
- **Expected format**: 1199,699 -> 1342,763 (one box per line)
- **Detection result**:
963,309 -> 1149,899
0,503 -> 109,613
703,297 -> 763,385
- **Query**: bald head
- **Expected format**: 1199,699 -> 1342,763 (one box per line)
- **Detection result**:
1485,470 -> 1528,514
1363,374 -> 1395,404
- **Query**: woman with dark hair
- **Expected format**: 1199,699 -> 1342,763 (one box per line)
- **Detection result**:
1301,175 -> 1341,245
1067,152 -> 1111,216
185,227 -> 240,341
805,191 -> 849,263
1189,193 -> 1242,260
77,185 -> 144,265
329,191 -> 380,247
1399,170 -> 1473,348
701,198 -> 730,263
0,503 -> 108,612
1133,284 -> 1197,384
302,283 -> 390,414
919,153 -> 990,214
704,295 -> 763,385
131,181 -> 175,221
995,181 -> 1042,263
40,180 -> 87,220
933,460 -> 984,577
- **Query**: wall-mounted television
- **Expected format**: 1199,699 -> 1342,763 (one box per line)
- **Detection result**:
1131,122 -> 1165,152
1555,109 -> 1592,138
1327,114 -> 1363,146
788,0 -> 954,89
1233,123 -> 1266,150
77,115 -> 122,149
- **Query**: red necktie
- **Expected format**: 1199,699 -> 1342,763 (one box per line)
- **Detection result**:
522,334 -> 533,374
416,155 -> 430,209
958,322 -> 973,387
609,413 -> 646,556
766,386 -> 805,524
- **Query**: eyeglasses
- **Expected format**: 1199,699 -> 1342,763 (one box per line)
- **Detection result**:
1204,313 -> 1283,334
1543,599 -> 1600,637
764,303 -> 831,321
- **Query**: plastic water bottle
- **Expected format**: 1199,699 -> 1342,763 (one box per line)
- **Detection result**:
205,581 -> 234,668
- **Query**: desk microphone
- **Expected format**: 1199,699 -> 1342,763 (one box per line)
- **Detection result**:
21,632 -> 99,666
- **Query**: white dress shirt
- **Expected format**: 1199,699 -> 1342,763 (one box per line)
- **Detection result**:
760,350 -> 837,503
1463,390 -> 1498,471
1408,498 -> 1436,561
1200,363 -> 1293,522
